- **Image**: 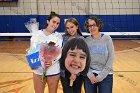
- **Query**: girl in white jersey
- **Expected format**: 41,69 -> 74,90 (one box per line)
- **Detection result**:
31,11 -> 63,93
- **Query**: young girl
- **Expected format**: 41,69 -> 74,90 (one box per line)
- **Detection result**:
60,38 -> 90,93
31,11 -> 63,93
62,18 -> 83,46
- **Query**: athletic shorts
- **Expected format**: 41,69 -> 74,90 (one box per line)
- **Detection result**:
33,61 -> 60,76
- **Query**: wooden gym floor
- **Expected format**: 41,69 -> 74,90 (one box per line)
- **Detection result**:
0,39 -> 140,93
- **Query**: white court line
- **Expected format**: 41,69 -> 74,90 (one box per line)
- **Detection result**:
0,53 -> 25,56
131,40 -> 140,43
115,47 -> 140,54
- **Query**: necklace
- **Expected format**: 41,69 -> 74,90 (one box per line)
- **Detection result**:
44,28 -> 53,36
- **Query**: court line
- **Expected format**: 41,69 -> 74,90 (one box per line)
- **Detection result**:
0,72 -> 32,73
115,47 -> 140,53
114,71 -> 140,72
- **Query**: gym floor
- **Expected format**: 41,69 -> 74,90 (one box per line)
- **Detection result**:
0,39 -> 140,93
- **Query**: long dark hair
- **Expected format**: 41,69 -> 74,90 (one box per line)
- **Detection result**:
45,11 -> 60,28
64,18 -> 83,36
60,38 -> 90,75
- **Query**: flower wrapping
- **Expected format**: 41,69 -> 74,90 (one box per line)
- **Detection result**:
25,18 -> 41,69
40,41 -> 61,69
25,18 -> 39,33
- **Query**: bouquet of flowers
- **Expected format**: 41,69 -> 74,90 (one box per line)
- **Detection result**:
40,41 -> 62,82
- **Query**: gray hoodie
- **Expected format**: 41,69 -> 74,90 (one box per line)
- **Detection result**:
85,33 -> 114,81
